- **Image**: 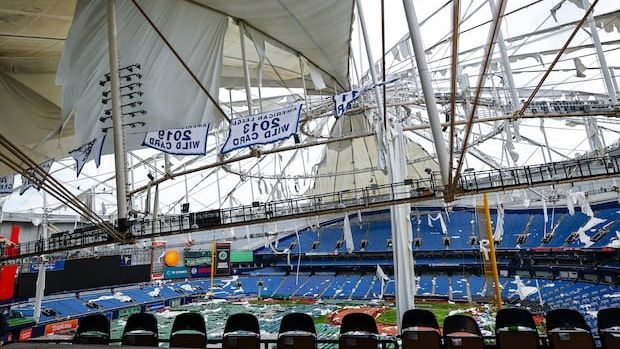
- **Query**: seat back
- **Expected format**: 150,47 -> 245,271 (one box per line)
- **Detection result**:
401,309 -> 441,349
170,312 -> 206,348
122,312 -> 158,347
340,313 -> 379,334
546,309 -> 595,349
597,308 -> 620,349
278,313 -> 316,349
73,313 -> 110,345
495,308 -> 539,349
280,313 -> 316,334
443,315 -> 484,349
598,308 -> 620,332
402,309 -> 439,330
223,313 -> 260,349
339,313 -> 379,349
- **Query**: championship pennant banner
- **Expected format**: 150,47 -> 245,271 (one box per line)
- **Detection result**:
221,104 -> 302,154
143,124 -> 210,156
333,78 -> 398,119
0,175 -> 14,195
20,159 -> 54,195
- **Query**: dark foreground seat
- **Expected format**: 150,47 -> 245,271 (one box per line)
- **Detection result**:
277,313 -> 316,349
401,309 -> 441,349
339,313 -> 379,349
598,308 -> 620,349
170,312 -> 207,348
72,314 -> 110,345
443,314 -> 484,349
122,312 -> 158,347
546,309 -> 595,349
222,313 -> 260,349
495,308 -> 539,349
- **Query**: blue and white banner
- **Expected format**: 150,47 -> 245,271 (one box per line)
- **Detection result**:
28,260 -> 65,273
0,175 -> 14,195
143,124 -> 210,155
333,78 -> 398,119
69,139 -> 96,176
20,159 -> 54,195
221,104 -> 302,154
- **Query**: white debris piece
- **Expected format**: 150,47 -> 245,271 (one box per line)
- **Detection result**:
149,287 -> 161,297
574,217 -> 606,248
91,292 -> 132,303
180,284 -> 195,292
513,276 -> 539,301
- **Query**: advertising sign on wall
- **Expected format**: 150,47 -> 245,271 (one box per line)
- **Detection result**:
18,329 -> 32,341
188,266 -> 211,278
164,266 -> 189,279
119,306 -> 141,318
119,255 -> 132,266
184,250 -> 211,267
145,302 -> 165,312
44,319 -> 79,336
214,242 -> 231,276
28,260 -> 65,273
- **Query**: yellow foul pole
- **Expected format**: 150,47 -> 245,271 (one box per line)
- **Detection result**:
483,193 -> 503,309
209,241 -> 216,295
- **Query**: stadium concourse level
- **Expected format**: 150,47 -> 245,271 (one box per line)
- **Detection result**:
4,153 -> 620,262
2,307 -> 620,349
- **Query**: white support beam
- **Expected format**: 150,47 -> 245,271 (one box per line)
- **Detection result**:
402,0 -> 450,186
106,0 -> 129,231
582,0 -> 617,104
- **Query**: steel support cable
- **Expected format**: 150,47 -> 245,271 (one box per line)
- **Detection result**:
0,134 -> 120,233
426,0 -> 545,54
451,0 -> 508,192
130,0 -> 231,123
515,0 -> 600,119
0,134 -> 123,241
0,150 -> 123,241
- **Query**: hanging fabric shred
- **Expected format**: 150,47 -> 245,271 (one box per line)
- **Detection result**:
574,58 -> 587,78
398,40 -> 411,58
267,240 -> 291,267
567,192 -> 576,215
308,63 -> 326,90
144,182 -> 152,215
245,25 -> 266,73
376,264 -> 389,299
505,127 -> 520,163
391,46 -> 401,61
494,197 -> 505,242
566,191 -> 594,217
521,190 -> 531,207
357,210 -> 363,227
343,213 -> 354,253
